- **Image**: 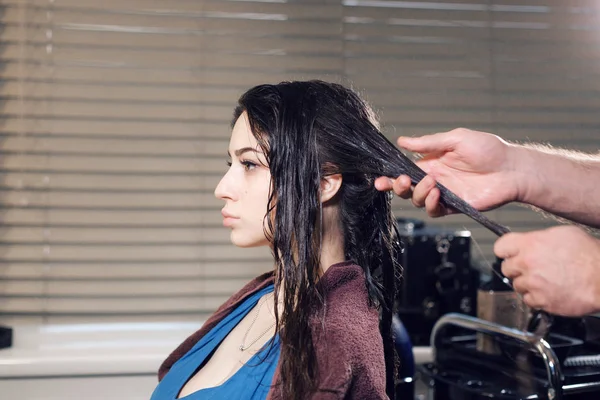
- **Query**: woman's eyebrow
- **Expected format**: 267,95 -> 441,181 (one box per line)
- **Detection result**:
227,147 -> 261,157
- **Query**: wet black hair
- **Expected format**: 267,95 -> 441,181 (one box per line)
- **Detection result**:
233,80 -> 509,399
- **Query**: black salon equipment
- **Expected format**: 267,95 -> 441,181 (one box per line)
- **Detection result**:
395,217 -> 478,346
0,325 -> 12,349
394,217 -> 600,399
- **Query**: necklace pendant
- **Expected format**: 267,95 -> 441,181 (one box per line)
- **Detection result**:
239,344 -> 245,351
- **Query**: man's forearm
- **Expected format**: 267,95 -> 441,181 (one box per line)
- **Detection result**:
511,143 -> 600,228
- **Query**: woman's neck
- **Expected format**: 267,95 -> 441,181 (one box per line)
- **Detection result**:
319,204 -> 345,275
319,236 -> 345,275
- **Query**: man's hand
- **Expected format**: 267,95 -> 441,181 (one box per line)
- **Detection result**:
495,225 -> 600,317
374,128 -> 525,216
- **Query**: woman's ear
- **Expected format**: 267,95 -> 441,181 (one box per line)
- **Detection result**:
320,174 -> 342,204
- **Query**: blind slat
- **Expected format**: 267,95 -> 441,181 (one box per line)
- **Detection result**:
1,261 -> 271,279
0,209 -> 224,226
1,118 -> 230,139
0,137 -> 227,157
0,62 -> 341,87
2,278 -> 252,297
0,244 -> 271,261
344,23 -> 600,43
0,154 -> 227,174
5,0 -> 343,19
0,227 -> 231,244
0,191 -> 224,210
2,27 -> 343,54
2,10 -> 341,37
1,80 -> 244,103
0,173 -> 222,191
0,296 -> 229,314
3,45 -> 344,71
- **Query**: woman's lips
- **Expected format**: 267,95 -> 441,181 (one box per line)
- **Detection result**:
221,210 -> 239,227
223,217 -> 238,227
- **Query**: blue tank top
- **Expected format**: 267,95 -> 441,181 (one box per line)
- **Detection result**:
151,285 -> 280,400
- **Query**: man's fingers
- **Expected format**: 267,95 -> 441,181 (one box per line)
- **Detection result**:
500,258 -> 522,279
523,292 -> 545,311
397,131 -> 459,154
374,174 -> 449,217
374,176 -> 394,192
424,187 -> 447,217
494,232 -> 524,260
411,175 -> 436,208
511,275 -> 528,293
513,277 -> 544,311
392,175 -> 413,199
374,175 -> 414,199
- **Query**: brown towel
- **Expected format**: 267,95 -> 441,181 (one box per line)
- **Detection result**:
158,261 -> 388,399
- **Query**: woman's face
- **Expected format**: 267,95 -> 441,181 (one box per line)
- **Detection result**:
214,112 -> 272,248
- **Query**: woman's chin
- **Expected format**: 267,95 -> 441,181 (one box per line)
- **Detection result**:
229,231 -> 269,248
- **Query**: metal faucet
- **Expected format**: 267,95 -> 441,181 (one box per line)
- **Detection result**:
430,313 -> 563,400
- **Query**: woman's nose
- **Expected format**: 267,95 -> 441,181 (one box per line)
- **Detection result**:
214,171 -> 235,201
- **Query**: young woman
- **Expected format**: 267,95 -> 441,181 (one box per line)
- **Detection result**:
151,81 -> 507,400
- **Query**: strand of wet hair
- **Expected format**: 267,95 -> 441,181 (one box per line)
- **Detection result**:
385,151 -> 511,237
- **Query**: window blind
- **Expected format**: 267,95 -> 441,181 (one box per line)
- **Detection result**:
1,0 -> 599,323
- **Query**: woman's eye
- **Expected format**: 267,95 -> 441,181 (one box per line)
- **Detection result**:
226,160 -> 232,167
241,160 -> 257,171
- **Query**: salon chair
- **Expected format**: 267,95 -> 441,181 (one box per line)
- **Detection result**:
393,314 -> 415,399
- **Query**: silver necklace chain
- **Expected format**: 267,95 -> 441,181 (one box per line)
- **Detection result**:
239,293 -> 276,352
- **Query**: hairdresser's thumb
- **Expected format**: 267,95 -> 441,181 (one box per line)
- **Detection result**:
397,132 -> 457,154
